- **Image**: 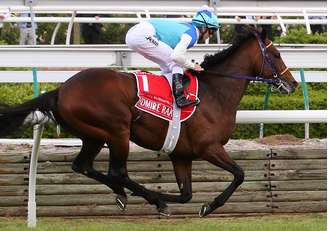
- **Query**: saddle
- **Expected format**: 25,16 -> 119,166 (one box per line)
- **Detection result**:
133,71 -> 199,122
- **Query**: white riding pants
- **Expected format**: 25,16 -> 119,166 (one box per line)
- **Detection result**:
125,21 -> 183,75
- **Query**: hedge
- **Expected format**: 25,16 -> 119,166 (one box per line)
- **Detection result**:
274,27 -> 327,44
0,82 -> 326,139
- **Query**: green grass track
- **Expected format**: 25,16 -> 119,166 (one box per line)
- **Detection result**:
0,214 -> 326,231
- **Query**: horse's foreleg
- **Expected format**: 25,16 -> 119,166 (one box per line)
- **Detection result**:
199,145 -> 244,217
72,139 -> 126,198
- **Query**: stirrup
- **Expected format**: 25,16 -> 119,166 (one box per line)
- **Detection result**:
176,95 -> 200,108
172,73 -> 184,98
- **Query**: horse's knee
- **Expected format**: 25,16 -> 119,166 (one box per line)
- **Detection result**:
109,173 -> 130,189
234,167 -> 245,186
110,174 -> 123,184
72,161 -> 84,173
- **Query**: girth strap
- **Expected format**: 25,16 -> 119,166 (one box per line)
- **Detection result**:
159,73 -> 181,154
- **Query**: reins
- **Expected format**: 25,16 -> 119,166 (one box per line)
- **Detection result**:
200,70 -> 280,84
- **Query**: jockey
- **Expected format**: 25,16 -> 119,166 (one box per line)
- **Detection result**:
126,6 -> 219,108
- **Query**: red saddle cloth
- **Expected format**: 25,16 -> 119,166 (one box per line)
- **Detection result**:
134,71 -> 198,121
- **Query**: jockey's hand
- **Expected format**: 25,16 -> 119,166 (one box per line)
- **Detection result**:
193,64 -> 204,72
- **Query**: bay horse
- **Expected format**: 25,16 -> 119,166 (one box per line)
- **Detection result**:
0,26 -> 297,217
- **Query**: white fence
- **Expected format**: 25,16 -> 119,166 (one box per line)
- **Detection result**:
0,1 -> 326,44
2,4 -> 326,28
0,44 -> 326,68
3,16 -> 326,25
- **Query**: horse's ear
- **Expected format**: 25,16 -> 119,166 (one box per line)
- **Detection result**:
238,25 -> 252,34
260,27 -> 268,40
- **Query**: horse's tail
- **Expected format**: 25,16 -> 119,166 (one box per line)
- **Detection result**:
0,89 -> 59,137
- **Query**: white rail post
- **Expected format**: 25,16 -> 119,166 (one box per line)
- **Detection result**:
276,14 -> 287,36
302,9 -> 312,34
27,124 -> 44,228
51,22 -> 61,45
66,10 -> 76,45
27,52 -> 43,227
27,4 -> 37,45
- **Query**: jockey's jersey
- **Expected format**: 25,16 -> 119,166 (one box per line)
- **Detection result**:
148,19 -> 198,49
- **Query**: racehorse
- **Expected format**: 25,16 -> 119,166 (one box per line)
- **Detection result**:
0,26 -> 297,217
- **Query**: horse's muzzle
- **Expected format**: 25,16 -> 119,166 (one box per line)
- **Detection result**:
274,79 -> 297,94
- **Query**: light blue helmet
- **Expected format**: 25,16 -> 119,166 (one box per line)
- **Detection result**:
192,7 -> 219,31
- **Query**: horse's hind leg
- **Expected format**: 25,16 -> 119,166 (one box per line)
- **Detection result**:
198,145 -> 244,217
72,138 -> 126,199
108,136 -> 170,216
107,141 -> 128,210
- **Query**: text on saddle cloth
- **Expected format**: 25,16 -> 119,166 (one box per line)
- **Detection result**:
134,71 -> 199,122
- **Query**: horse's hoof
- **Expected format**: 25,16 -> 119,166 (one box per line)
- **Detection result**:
115,195 -> 127,211
158,206 -> 171,217
199,203 -> 211,217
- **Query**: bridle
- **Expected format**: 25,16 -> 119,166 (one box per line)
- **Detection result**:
202,31 -> 289,88
252,31 -> 289,89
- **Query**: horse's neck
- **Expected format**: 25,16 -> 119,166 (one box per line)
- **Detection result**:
201,48 -> 254,112
205,74 -> 249,111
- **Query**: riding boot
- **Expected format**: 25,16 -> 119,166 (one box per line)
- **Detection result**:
172,73 -> 200,108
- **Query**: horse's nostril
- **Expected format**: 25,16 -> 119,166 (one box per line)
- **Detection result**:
290,87 -> 295,93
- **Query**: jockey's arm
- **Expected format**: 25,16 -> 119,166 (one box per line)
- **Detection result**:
171,34 -> 196,70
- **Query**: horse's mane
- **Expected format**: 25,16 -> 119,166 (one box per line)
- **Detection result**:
200,26 -> 256,70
